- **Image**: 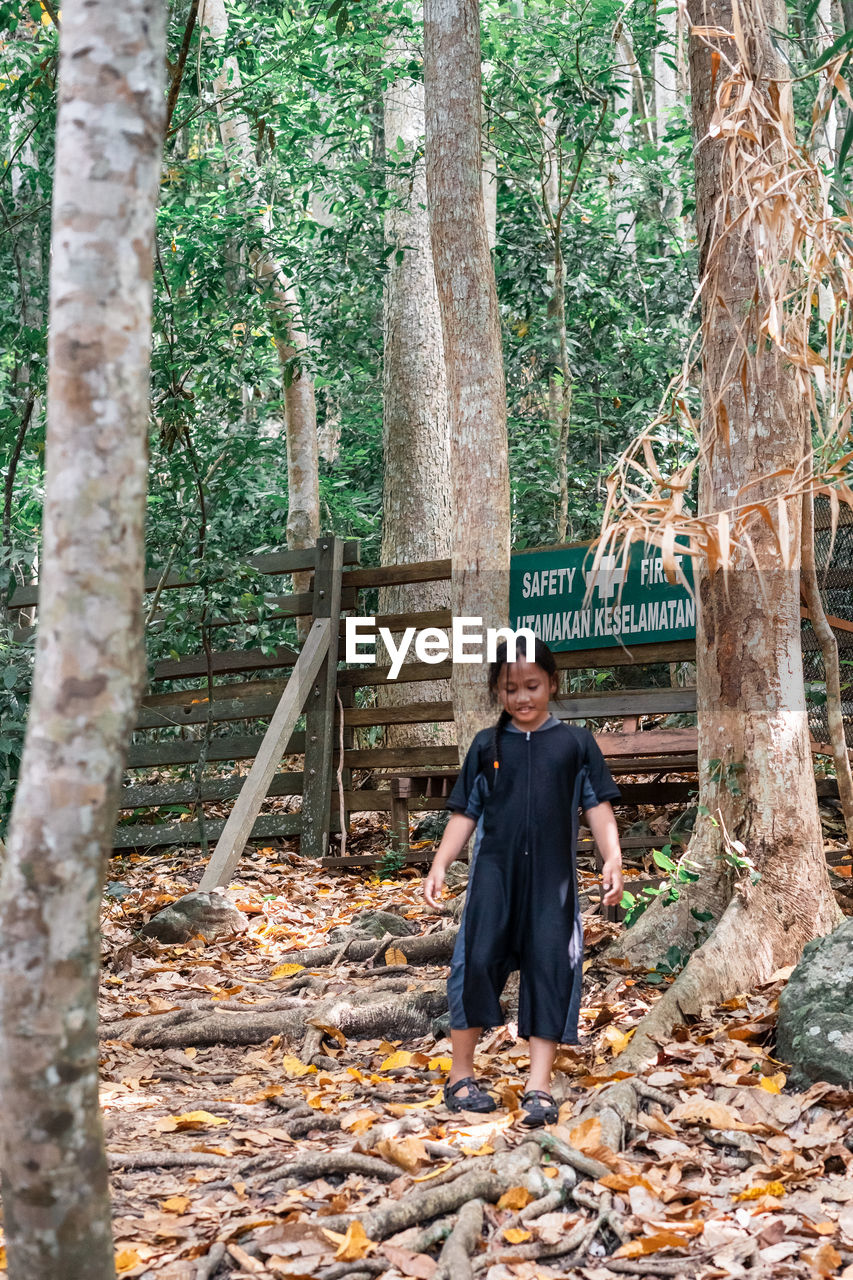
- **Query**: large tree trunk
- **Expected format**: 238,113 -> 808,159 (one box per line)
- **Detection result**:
380,18 -> 453,747
424,0 -> 511,755
610,0 -> 840,1064
0,3 -> 165,1277
201,0 -> 320,607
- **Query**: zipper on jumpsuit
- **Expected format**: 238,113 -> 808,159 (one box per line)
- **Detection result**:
524,731 -> 531,855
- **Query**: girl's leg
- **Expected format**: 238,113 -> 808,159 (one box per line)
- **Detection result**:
527,1036 -> 558,1093
449,1027 -> 482,1084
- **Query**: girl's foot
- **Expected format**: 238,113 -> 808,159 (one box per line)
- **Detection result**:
519,1089 -> 558,1128
443,1077 -> 497,1113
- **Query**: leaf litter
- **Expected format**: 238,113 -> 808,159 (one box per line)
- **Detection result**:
0,816 -> 850,1280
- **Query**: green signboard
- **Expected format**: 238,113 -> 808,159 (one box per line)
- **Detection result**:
509,541 -> 695,653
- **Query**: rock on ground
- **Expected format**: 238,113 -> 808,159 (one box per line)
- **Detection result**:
328,909 -> 419,943
776,916 -> 853,1088
141,891 -> 250,944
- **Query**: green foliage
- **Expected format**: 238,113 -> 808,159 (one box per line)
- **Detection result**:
619,843 -> 700,926
377,847 -> 407,880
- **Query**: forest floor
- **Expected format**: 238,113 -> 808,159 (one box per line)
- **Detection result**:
10,814 -> 853,1280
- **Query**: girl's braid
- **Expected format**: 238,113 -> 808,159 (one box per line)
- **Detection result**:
491,708 -> 511,789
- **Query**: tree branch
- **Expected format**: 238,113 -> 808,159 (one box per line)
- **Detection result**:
165,0 -> 200,133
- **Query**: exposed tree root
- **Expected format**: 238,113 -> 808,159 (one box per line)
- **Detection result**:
435,1198 -> 483,1280
108,1150 -> 231,1170
100,983 -> 447,1048
616,873 -> 839,1070
530,1128 -> 610,1180
193,1241 -> 225,1280
271,928 -> 458,970
313,1142 -> 541,1240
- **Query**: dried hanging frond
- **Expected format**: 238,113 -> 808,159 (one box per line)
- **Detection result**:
600,1 -> 853,571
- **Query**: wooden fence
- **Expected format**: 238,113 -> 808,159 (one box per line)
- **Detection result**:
7,525 -> 851,868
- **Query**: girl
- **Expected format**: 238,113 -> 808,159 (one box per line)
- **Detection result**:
423,638 -> 624,1128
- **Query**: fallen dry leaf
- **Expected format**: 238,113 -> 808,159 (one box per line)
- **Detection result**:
115,1249 -> 142,1273
733,1181 -> 786,1201
155,1110 -> 229,1132
280,1054 -> 317,1079
375,1136 -> 429,1172
614,1232 -> 694,1258
270,963 -> 304,978
803,1242 -> 843,1276
497,1186 -> 535,1211
379,1050 -> 413,1071
159,1195 -> 191,1213
382,1243 -> 437,1278
385,947 -> 407,965
325,1220 -> 375,1261
503,1227 -> 533,1244
668,1098 -> 743,1130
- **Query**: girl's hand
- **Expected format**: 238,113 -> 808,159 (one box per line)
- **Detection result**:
601,858 -> 624,907
423,863 -> 446,909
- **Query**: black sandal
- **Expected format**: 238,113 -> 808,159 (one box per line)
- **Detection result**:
520,1089 -> 558,1128
443,1076 -> 497,1113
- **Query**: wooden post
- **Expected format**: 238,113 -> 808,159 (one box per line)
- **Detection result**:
390,776 -> 412,854
198,617 -> 331,890
301,536 -> 344,858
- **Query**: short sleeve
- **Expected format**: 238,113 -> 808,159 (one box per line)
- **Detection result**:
446,731 -> 489,816
582,731 -> 621,806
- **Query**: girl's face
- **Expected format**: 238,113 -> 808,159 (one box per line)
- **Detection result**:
496,658 -> 558,732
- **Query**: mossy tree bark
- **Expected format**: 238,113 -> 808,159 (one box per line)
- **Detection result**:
0,2 -> 166,1276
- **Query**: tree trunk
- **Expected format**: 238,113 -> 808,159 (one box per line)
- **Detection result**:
611,31 -> 637,259
0,3 -> 165,1277
610,0 -> 840,1063
200,0 -> 320,613
380,17 -> 453,747
653,1 -> 684,228
424,0 -> 511,755
801,491 -> 853,849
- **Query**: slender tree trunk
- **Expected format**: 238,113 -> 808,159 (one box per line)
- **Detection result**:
0,3 -> 165,1277
653,1 -> 684,228
424,0 -> 511,755
801,491 -> 853,848
612,31 -> 637,259
610,0 -> 840,1062
380,18 -> 453,746
481,140 -> 498,249
200,0 -> 320,607
549,233 -> 572,543
814,0 -> 839,174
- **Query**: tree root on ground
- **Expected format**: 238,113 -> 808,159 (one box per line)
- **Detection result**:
108,1150 -> 231,1169
311,1141 -> 542,1240
435,1198 -> 483,1280
100,982 -> 447,1048
614,875 -> 838,1071
270,928 -> 458,970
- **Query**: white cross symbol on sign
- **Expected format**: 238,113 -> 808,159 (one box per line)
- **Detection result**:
583,556 -> 628,601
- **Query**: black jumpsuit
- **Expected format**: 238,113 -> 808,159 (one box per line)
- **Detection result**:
446,716 -> 620,1044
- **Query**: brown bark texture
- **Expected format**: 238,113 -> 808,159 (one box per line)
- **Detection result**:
611,0 -> 839,1060
0,2 -> 166,1277
423,0 -> 511,756
379,20 -> 453,746
201,0 -> 319,577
